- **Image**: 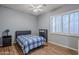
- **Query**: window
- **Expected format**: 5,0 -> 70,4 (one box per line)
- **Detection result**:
63,15 -> 69,33
52,16 -> 56,32
70,13 -> 79,34
50,12 -> 79,35
55,16 -> 62,32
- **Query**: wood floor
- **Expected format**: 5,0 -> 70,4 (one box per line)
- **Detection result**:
0,43 -> 78,55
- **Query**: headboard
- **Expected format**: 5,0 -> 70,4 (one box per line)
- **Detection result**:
15,30 -> 31,39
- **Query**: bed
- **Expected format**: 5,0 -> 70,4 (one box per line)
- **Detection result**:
15,30 -> 45,54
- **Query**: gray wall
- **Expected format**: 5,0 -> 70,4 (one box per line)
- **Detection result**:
37,4 -> 79,50
0,6 -> 37,45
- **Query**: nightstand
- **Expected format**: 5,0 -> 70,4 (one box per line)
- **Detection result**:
2,35 -> 12,46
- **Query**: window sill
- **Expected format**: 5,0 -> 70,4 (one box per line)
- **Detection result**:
50,32 -> 79,37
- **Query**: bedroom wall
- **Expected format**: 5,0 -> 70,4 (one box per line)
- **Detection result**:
37,4 -> 79,50
0,6 -> 38,45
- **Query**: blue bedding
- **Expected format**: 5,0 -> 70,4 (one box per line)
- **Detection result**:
16,35 -> 45,54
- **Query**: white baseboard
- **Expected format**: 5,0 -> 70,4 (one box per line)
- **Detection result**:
48,41 -> 78,52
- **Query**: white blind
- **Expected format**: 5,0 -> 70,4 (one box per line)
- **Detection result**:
50,12 -> 79,35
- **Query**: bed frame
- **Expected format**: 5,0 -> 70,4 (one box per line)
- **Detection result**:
15,30 -> 31,40
15,29 -> 47,54
15,30 -> 31,55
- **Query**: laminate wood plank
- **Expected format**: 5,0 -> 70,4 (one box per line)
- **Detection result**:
0,43 -> 78,55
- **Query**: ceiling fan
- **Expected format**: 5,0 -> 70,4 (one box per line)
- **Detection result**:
29,4 -> 47,13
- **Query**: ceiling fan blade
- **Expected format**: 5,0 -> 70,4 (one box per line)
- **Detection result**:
37,5 -> 42,8
37,4 -> 47,8
38,9 -> 43,11
30,4 -> 35,8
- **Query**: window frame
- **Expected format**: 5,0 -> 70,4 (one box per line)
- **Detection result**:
50,10 -> 79,37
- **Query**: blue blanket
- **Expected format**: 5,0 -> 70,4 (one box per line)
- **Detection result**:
16,35 -> 45,54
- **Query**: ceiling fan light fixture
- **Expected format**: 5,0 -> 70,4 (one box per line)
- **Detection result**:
38,9 -> 43,11
30,4 -> 35,8
36,5 -> 43,8
33,9 -> 39,13
33,8 -> 43,13
29,4 -> 46,13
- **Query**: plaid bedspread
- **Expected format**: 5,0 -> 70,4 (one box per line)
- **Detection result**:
16,35 -> 45,54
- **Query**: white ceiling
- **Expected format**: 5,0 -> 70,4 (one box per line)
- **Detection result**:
0,4 -> 63,16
